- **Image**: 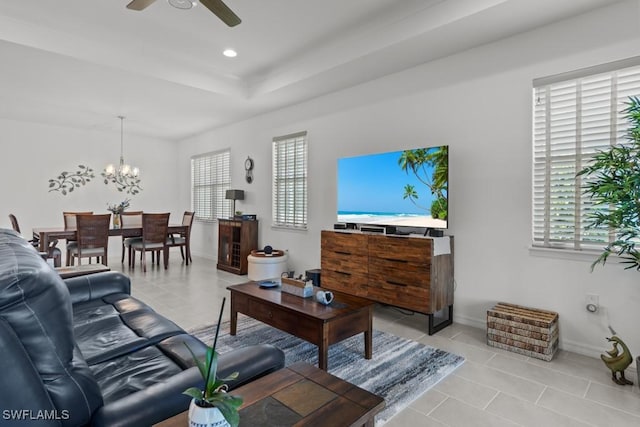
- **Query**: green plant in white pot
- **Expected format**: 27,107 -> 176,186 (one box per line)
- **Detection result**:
577,96 -> 640,270
183,298 -> 242,427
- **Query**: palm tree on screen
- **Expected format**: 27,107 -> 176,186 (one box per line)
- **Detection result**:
399,146 -> 448,220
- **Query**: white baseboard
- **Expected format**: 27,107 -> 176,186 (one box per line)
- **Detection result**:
453,313 -> 485,330
191,250 -> 216,261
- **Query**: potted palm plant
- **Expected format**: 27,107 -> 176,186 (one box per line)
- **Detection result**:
183,297 -> 243,427
576,96 -> 640,270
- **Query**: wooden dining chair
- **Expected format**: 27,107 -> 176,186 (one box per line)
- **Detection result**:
120,211 -> 143,265
67,214 -> 110,266
129,213 -> 170,272
9,213 -> 62,267
166,211 -> 195,265
63,211 -> 94,229
63,211 -> 93,265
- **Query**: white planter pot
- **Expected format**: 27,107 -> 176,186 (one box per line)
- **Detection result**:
188,399 -> 230,427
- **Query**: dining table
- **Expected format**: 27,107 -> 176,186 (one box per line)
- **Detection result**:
32,225 -> 189,253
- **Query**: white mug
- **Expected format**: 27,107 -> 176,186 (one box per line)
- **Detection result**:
316,290 -> 334,305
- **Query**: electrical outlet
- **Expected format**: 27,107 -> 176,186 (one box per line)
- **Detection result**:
586,294 -> 599,313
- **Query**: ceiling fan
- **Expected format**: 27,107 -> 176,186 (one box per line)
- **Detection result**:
126,0 -> 241,27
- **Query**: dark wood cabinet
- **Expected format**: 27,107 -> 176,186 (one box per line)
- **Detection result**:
321,230 -> 454,334
217,219 -> 258,275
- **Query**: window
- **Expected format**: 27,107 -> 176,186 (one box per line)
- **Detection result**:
532,57 -> 640,250
272,131 -> 308,229
191,150 -> 231,221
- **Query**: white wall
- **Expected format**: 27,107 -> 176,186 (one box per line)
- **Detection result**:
178,0 -> 640,358
0,118 -> 181,257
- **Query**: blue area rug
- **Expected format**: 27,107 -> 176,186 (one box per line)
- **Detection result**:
190,315 -> 464,425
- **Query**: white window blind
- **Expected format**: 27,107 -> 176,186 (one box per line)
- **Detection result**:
272,131 -> 308,229
532,59 -> 640,250
191,150 -> 231,221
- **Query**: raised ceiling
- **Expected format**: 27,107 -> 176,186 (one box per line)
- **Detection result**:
0,0 -> 623,139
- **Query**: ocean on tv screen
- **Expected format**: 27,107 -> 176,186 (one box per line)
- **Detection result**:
337,145 -> 448,229
337,211 -> 447,229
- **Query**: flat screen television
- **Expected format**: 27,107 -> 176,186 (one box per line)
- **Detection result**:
337,145 -> 448,230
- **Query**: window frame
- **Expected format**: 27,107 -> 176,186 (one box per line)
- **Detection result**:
532,56 -> 640,252
272,131 -> 308,230
191,149 -> 231,222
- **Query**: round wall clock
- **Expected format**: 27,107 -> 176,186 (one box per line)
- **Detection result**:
245,156 -> 254,183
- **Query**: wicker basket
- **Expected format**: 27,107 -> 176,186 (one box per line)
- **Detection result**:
487,302 -> 559,361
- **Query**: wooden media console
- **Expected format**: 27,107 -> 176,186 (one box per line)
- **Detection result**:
321,230 -> 454,334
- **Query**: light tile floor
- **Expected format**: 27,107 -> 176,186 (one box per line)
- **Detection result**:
110,255 -> 640,427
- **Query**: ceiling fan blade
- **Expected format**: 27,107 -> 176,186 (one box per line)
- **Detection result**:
200,0 -> 241,27
126,0 -> 158,11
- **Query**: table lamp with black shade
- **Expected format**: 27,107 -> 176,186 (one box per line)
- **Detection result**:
225,189 -> 245,218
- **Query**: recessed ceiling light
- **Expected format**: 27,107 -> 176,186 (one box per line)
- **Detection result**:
223,49 -> 237,58
168,0 -> 197,9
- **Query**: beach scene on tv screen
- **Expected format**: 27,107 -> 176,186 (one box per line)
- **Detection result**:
337,146 -> 448,229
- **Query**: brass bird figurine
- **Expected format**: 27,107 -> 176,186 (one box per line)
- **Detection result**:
601,335 -> 633,386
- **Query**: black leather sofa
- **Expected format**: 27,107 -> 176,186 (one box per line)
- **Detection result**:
0,229 -> 284,426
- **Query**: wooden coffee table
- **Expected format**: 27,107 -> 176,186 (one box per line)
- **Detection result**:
227,282 -> 375,371
154,363 -> 385,427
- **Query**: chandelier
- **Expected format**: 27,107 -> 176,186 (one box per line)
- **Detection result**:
102,116 -> 142,195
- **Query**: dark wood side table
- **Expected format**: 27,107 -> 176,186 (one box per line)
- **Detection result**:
55,264 -> 110,279
228,282 -> 375,371
154,363 -> 385,427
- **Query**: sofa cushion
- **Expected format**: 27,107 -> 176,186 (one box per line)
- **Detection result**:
72,293 -> 150,325
90,345 -> 184,404
75,314 -> 150,365
120,308 -> 184,343
104,293 -> 151,312
72,298 -> 120,326
74,294 -> 186,365
157,333 -> 208,369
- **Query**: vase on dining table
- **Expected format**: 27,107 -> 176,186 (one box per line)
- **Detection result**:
112,213 -> 121,229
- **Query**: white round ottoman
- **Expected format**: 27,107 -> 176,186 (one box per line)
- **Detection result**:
247,250 -> 288,281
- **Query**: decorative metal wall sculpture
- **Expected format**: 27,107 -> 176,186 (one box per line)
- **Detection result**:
48,165 -> 95,195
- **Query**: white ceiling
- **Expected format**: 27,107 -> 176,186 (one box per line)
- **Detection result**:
0,0 -> 623,140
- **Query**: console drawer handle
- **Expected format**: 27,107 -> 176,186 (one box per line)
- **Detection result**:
381,257 -> 408,263
335,251 -> 351,255
387,280 -> 407,287
336,271 -> 352,276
